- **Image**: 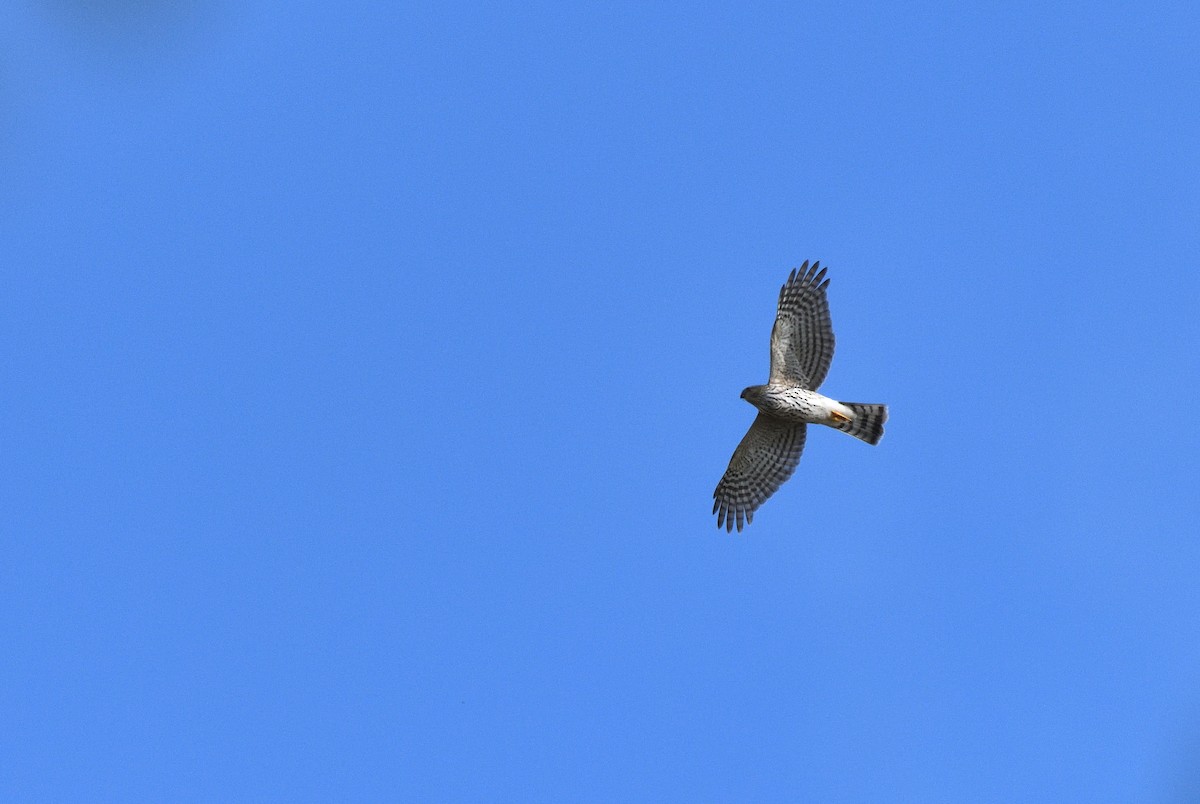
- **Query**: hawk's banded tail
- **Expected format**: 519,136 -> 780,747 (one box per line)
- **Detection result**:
836,403 -> 887,445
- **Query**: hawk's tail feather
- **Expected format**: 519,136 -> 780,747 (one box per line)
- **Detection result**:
837,403 -> 887,445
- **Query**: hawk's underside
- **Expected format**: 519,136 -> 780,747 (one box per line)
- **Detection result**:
712,262 -> 887,532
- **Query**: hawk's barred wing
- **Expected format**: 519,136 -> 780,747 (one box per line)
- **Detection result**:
712,415 -> 807,532
768,261 -> 835,390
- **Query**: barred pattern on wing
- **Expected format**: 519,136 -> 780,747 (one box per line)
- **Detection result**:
769,260 -> 835,390
712,415 -> 807,533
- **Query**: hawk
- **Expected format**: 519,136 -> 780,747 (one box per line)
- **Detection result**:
713,261 -> 887,532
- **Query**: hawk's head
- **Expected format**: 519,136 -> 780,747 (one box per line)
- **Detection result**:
740,385 -> 767,404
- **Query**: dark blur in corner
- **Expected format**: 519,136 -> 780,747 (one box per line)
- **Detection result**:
40,0 -> 223,60
0,2 -> 227,184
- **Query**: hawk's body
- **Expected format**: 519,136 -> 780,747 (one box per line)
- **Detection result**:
713,262 -> 887,532
742,385 -> 851,424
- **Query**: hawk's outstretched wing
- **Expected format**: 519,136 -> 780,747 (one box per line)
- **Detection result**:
712,415 -> 807,532
768,261 -> 835,390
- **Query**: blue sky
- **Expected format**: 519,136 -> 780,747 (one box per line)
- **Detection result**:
3,2 -> 1199,801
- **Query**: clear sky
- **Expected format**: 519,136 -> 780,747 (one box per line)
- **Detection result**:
3,2 -> 1199,801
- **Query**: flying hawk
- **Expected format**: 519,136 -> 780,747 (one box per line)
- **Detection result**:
713,262 -> 887,532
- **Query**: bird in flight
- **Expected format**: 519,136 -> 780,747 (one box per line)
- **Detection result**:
713,261 -> 887,532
